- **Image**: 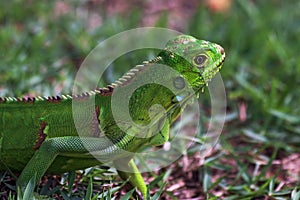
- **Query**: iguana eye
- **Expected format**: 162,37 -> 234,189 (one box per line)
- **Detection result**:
193,54 -> 207,66
173,76 -> 185,89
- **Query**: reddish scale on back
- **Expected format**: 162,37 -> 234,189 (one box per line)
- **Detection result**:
22,97 -> 36,103
47,96 -> 62,103
71,92 -> 92,102
91,105 -> 102,138
33,121 -> 48,150
96,85 -> 114,96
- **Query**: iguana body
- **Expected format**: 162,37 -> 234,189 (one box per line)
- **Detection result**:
0,35 -> 225,198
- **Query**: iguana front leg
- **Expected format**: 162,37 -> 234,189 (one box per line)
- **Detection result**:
17,136 -> 120,193
111,119 -> 171,198
113,158 -> 147,198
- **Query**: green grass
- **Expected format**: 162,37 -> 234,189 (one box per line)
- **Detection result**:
1,0 -> 300,199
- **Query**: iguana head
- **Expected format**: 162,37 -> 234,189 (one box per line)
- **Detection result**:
157,35 -> 225,91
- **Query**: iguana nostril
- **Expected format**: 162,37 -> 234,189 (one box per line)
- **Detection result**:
219,46 -> 225,55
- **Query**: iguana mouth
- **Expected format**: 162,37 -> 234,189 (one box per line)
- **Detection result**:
215,54 -> 225,72
219,49 -> 226,67
216,44 -> 226,68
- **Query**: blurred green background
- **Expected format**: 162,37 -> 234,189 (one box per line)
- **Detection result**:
1,0 -> 300,199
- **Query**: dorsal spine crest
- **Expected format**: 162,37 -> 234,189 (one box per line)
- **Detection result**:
0,57 -> 162,103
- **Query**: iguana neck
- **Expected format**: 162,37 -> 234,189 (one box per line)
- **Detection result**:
93,56 -> 163,95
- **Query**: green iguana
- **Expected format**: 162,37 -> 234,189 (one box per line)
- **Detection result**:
0,35 -> 225,198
